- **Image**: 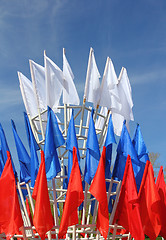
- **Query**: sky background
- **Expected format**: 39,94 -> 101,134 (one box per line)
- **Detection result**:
0,0 -> 166,174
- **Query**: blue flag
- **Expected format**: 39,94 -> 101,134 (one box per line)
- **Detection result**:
44,106 -> 65,181
84,109 -> 100,185
0,122 -> 17,178
11,120 -> 31,183
132,124 -> 149,191
112,121 -> 140,181
0,146 -> 5,177
24,113 -> 39,187
63,165 -> 68,189
66,109 -> 80,182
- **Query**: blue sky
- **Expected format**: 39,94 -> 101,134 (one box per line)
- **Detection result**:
0,0 -> 166,173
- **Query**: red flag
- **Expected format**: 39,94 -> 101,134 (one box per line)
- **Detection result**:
156,166 -> 166,239
0,151 -> 23,240
89,146 -> 109,239
26,198 -> 33,226
114,155 -> 144,240
138,160 -> 161,240
58,147 -> 84,239
32,151 -> 54,240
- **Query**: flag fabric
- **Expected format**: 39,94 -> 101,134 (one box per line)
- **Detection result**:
156,166 -> 166,239
32,151 -> 54,240
63,50 -> 80,105
95,106 -> 108,130
63,165 -> 68,190
84,48 -> 101,107
0,151 -> 23,240
58,147 -> 84,239
44,52 -> 64,110
112,121 -> 140,182
132,124 -> 149,191
112,67 -> 134,136
138,160 -> 161,240
44,106 -> 65,181
66,109 -> 80,181
114,155 -> 144,240
11,120 -> 31,183
0,123 -> 17,178
89,146 -> 109,239
0,146 -> 5,177
23,113 -> 39,187
99,57 -> 121,111
84,109 -> 100,185
29,60 -> 46,111
18,72 -> 38,119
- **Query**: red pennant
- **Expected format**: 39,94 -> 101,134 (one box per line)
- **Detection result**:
89,146 -> 109,239
0,151 -> 23,240
138,160 -> 161,240
32,151 -> 54,240
114,155 -> 144,240
58,147 -> 84,239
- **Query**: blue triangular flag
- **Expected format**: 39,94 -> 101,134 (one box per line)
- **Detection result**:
112,121 -> 140,181
44,107 -> 65,181
0,146 -> 4,177
132,124 -> 149,191
63,165 -> 68,189
66,109 -> 80,182
11,120 -> 31,183
0,122 -> 17,178
84,109 -> 100,185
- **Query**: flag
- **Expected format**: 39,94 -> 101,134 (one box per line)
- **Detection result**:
112,67 -> 134,136
66,109 -> 80,181
0,123 -> 17,178
29,60 -> 46,111
99,57 -> 121,111
63,165 -> 68,190
11,120 -> 31,183
95,106 -> 108,130
44,106 -> 65,181
44,52 -> 64,110
18,72 -> 38,118
84,47 -> 101,107
58,147 -> 84,238
89,146 -> 109,239
84,109 -> 100,184
114,155 -> 144,240
112,121 -> 140,182
32,151 -> 54,240
138,160 -> 161,240
0,151 -> 23,239
0,146 -> 5,177
132,124 -> 149,191
63,49 -> 80,105
24,113 -> 39,187
156,166 -> 166,239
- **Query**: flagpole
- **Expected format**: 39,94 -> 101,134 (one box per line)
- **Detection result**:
29,60 -> 45,141
63,48 -> 68,136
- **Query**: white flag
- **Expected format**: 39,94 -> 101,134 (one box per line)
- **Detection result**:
112,67 -> 134,136
63,50 -> 80,105
95,106 -> 108,130
44,53 -> 64,111
99,57 -> 121,111
29,60 -> 46,111
84,48 -> 101,107
18,72 -> 38,118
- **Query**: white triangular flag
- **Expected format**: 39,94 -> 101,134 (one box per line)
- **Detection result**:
63,50 -> 80,105
99,57 -> 121,111
112,67 -> 134,136
84,48 -> 101,107
44,52 -> 64,111
29,60 -> 46,111
95,106 -> 108,130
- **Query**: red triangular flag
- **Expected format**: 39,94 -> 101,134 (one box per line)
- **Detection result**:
32,151 -> 54,240
58,147 -> 84,239
138,160 -> 161,240
156,166 -> 166,239
114,155 -> 144,240
0,151 -> 23,240
89,146 -> 109,239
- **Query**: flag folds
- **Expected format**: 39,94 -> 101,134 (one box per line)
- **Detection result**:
58,147 -> 84,239
32,151 -> 54,240
89,146 -> 109,239
114,155 -> 144,240
0,151 -> 23,240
